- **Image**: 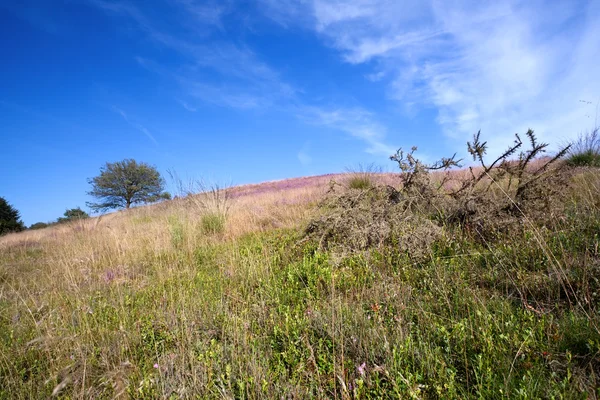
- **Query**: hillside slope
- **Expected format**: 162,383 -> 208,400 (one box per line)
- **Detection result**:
1,169 -> 599,398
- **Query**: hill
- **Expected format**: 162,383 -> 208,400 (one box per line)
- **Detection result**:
1,167 -> 599,398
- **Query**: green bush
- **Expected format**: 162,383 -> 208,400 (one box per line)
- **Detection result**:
567,127 -> 600,167
57,207 -> 89,224
201,212 -> 226,235
347,175 -> 373,190
29,222 -> 49,230
346,163 -> 381,190
568,149 -> 600,167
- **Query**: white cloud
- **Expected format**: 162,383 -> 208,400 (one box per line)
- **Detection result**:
297,105 -> 397,155
177,99 -> 198,112
297,142 -> 312,165
91,1 -> 296,111
91,0 -> 397,155
263,0 -> 600,155
111,106 -> 158,145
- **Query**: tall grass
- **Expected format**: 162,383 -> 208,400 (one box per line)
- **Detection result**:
567,126 -> 600,167
0,168 -> 599,398
345,163 -> 383,190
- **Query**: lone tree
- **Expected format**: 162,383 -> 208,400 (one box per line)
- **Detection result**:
0,197 -> 25,235
87,159 -> 171,212
57,207 -> 89,223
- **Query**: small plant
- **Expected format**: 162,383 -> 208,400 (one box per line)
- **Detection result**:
567,127 -> 600,167
167,170 -> 232,235
390,146 -> 461,211
347,175 -> 372,190
201,212 -> 226,235
345,163 -> 381,190
168,215 -> 185,248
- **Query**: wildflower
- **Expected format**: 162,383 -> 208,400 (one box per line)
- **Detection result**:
104,270 -> 116,283
153,363 -> 159,369
357,362 -> 366,376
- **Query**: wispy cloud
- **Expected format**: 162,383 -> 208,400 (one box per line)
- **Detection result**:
90,1 -> 295,110
264,0 -> 600,153
297,142 -> 312,166
89,0 -> 396,155
297,105 -> 396,155
176,99 -> 198,112
111,106 -> 158,145
174,0 -> 232,31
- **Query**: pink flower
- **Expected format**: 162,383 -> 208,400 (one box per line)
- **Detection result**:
357,362 -> 366,376
153,363 -> 159,369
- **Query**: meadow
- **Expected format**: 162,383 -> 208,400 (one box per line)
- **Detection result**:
1,158 -> 599,398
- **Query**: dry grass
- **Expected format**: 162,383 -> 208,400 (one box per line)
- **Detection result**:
1,170 -> 599,398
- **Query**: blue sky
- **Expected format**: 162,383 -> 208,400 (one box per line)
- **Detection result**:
1,0 -> 599,226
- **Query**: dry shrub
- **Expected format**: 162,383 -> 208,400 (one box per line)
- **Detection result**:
390,130 -> 572,241
445,130 -> 571,239
304,185 -> 442,261
307,129 -> 574,254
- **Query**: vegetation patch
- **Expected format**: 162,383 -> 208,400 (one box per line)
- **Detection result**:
1,130 -> 599,398
567,127 -> 600,167
305,185 -> 442,262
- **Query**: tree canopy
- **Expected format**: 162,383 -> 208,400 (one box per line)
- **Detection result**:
86,159 -> 170,212
57,207 -> 89,223
0,197 -> 25,235
29,222 -> 49,230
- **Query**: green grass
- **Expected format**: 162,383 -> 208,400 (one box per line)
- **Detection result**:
347,175 -> 373,190
346,163 -> 381,190
567,127 -> 600,167
201,212 -> 226,235
1,171 -> 599,398
568,150 -> 600,167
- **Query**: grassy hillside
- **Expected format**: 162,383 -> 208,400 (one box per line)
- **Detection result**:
1,166 -> 599,399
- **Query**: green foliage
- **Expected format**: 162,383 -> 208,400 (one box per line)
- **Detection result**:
201,212 -> 226,235
569,150 -> 600,167
347,175 -> 372,190
168,215 -> 185,248
87,159 -> 170,212
3,130 -> 600,398
56,207 -> 89,224
0,196 -> 25,235
567,127 -> 600,167
28,222 -> 49,230
346,163 -> 381,190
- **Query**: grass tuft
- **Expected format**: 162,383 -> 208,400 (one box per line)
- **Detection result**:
345,163 -> 382,190
567,127 -> 600,167
201,212 -> 226,235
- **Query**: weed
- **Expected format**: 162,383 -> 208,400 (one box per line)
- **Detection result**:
567,126 -> 600,167
345,163 -> 382,190
201,212 -> 226,235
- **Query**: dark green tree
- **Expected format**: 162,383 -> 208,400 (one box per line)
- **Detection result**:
86,159 -> 171,212
29,222 -> 49,230
57,207 -> 89,223
0,197 -> 25,235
